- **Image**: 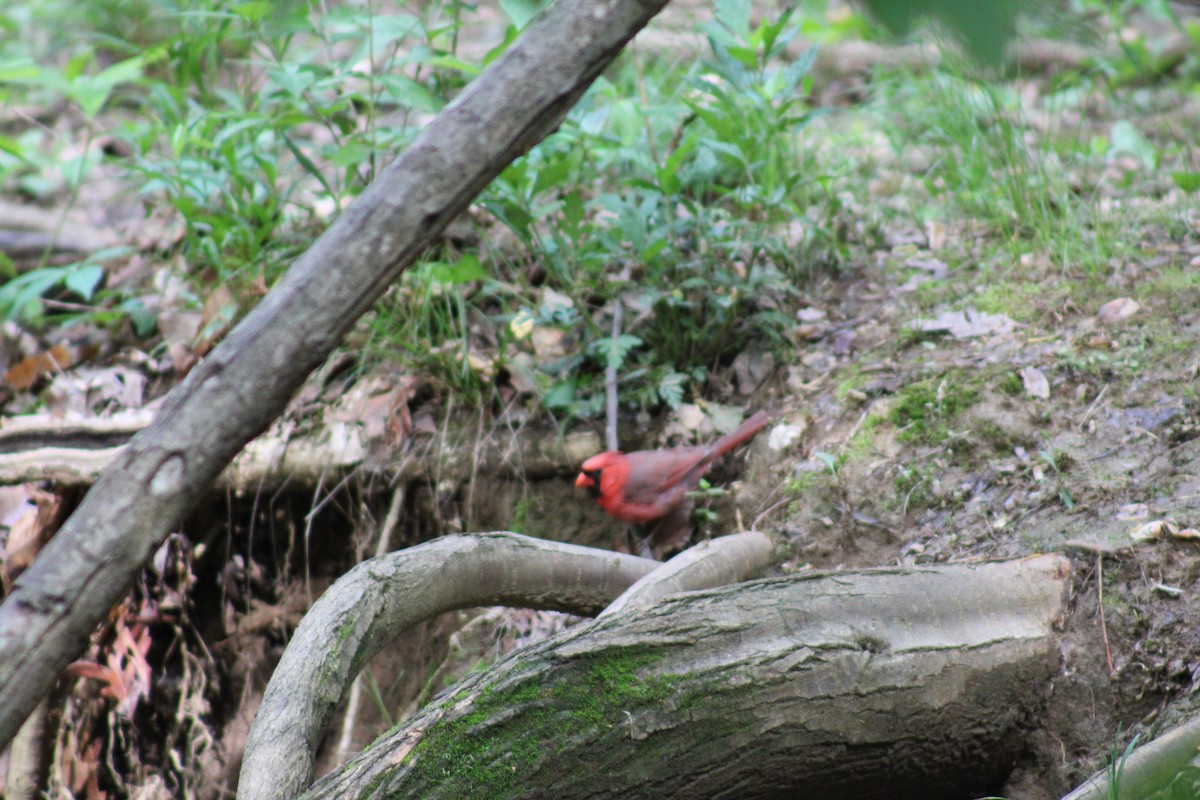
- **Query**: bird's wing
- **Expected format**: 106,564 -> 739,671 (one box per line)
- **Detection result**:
619,447 -> 710,507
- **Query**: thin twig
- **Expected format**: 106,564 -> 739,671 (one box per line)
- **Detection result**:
604,265 -> 632,452
376,485 -> 406,558
1079,382 -> 1109,430
336,485 -> 406,764
605,300 -> 623,452
632,47 -> 659,166
751,496 -> 791,531
1097,554 -> 1114,676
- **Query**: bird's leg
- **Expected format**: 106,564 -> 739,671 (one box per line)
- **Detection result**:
627,524 -> 656,560
636,500 -> 695,560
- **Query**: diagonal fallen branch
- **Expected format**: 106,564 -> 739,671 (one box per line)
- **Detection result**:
0,0 -> 673,750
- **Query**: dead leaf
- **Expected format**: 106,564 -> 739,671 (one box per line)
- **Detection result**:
158,306 -> 202,373
830,329 -> 856,357
1097,297 -> 1139,325
531,326 -> 567,361
1116,503 -> 1149,521
672,403 -> 707,435
702,403 -> 752,436
0,486 -> 61,592
45,365 -> 147,415
767,422 -> 804,451
1130,519 -> 1177,543
196,284 -> 238,357
732,351 -> 774,395
795,324 -> 824,341
539,287 -> 574,317
1170,527 -> 1200,540
4,344 -> 74,391
911,308 -> 1019,339
1020,366 -> 1050,399
925,221 -> 948,251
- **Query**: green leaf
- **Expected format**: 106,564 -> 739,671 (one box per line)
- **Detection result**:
499,0 -> 547,29
591,334 -> 642,371
120,297 -> 157,337
562,192 -> 585,231
1108,120 -> 1156,168
64,264 -> 104,301
857,0 -> 1019,66
377,74 -> 444,113
713,0 -> 751,39
283,134 -> 336,199
483,25 -> 521,67
1171,172 -> 1200,193
69,55 -> 144,118
231,1 -> 272,21
430,254 -> 488,285
656,370 -> 685,408
0,267 -> 64,322
542,379 -> 576,412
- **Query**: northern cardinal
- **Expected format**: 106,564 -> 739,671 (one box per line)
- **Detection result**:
575,411 -> 769,558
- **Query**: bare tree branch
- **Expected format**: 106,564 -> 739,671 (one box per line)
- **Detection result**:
0,0 -> 672,751
239,532 -> 656,800
599,529 -> 777,617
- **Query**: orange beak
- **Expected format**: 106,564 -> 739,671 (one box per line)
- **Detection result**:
574,472 -> 592,489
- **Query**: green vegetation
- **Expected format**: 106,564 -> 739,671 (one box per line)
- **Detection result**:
2,0 -> 1196,421
889,374 -> 979,446
3,0 -> 856,412
396,645 -> 680,796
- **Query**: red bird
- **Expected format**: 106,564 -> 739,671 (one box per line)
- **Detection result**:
575,411 -> 769,558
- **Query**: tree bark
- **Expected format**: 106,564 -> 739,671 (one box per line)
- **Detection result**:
239,533 -> 658,800
297,555 -> 1069,800
0,411 -> 601,490
0,0 -> 671,751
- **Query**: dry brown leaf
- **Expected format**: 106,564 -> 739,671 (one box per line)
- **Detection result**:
732,350 -> 774,395
45,365 -> 147,416
1020,366 -> 1050,400
4,344 -> 74,391
1096,297 -> 1140,325
196,284 -> 238,357
1130,519 -> 1177,542
911,308 -> 1019,339
530,326 -> 567,361
925,220 -> 948,251
1,487 -> 62,592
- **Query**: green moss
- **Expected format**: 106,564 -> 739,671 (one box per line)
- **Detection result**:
845,416 -> 882,461
786,472 -> 826,496
973,280 -> 1041,322
999,370 -> 1023,396
974,417 -> 1022,452
893,464 -> 935,512
392,645 -> 680,798
890,373 -> 979,446
835,364 -> 866,401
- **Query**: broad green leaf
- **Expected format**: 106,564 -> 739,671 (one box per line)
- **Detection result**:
499,0 -> 547,29
64,265 -> 105,301
1171,172 -> 1200,193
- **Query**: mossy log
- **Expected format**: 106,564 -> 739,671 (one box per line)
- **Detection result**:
294,555 -> 1068,800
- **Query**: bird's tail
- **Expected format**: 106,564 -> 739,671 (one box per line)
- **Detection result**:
703,410 -> 770,466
